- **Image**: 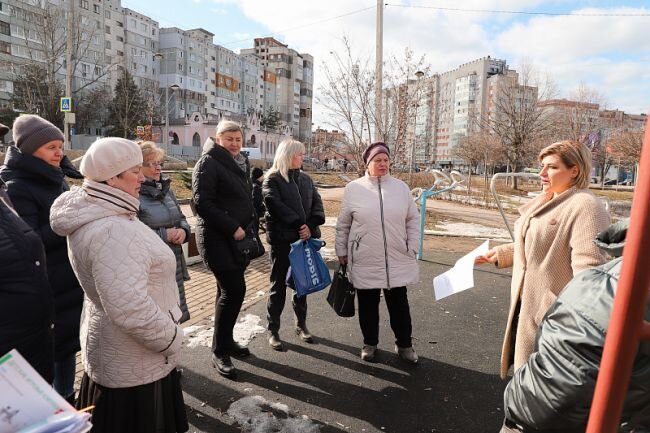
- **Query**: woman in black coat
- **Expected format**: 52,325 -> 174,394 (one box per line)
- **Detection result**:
0,142 -> 55,384
0,115 -> 83,402
192,120 -> 255,378
262,139 -> 325,351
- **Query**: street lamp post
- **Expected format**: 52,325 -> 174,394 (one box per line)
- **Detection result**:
409,70 -> 425,176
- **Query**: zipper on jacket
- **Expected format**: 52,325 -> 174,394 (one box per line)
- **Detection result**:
292,172 -> 307,223
377,177 -> 390,288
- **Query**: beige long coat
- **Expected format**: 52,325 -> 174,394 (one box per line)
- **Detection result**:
494,187 -> 609,378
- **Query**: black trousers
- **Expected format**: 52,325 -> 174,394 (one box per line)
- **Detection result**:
210,267 -> 246,355
267,242 -> 307,334
357,286 -> 413,348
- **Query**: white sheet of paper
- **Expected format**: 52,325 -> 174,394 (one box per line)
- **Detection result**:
433,240 -> 490,300
0,349 -> 85,433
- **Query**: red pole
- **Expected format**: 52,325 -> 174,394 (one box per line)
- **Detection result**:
586,116 -> 650,433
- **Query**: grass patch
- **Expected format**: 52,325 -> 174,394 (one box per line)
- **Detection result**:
591,188 -> 634,202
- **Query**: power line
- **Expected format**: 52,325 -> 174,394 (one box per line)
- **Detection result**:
220,5 -> 377,47
385,3 -> 650,17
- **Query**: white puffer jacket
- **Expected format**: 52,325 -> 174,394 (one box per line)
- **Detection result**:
335,173 -> 420,289
50,180 -> 183,388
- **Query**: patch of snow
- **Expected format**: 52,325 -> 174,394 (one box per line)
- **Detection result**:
430,222 -> 511,241
185,327 -> 213,349
227,396 -> 320,433
232,314 -> 266,345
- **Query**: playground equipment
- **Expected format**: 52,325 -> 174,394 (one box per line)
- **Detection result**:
414,169 -> 464,260
489,172 -> 541,241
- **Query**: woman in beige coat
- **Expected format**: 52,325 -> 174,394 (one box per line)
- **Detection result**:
335,142 -> 420,364
476,140 -> 609,379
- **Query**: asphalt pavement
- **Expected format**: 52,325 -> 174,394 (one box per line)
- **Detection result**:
178,249 -> 514,433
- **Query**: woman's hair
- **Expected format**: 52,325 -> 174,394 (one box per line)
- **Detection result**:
266,139 -> 305,182
538,140 -> 592,189
216,120 -> 244,138
138,141 -> 165,161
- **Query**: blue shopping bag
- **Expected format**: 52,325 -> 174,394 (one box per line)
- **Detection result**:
288,238 -> 332,298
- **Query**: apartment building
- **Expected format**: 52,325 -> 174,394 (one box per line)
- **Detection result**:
241,37 -> 313,142
428,56 -> 508,167
158,27 -> 209,124
122,8 -> 158,98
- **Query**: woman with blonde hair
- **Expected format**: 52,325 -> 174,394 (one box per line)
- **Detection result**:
476,139 -> 610,378
262,139 -> 325,350
138,141 -> 191,323
192,120 -> 255,378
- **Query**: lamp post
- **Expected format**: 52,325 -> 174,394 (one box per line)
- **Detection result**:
410,70 -> 425,176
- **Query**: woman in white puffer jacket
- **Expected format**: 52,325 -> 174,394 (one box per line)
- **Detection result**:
50,137 -> 187,433
335,142 -> 420,364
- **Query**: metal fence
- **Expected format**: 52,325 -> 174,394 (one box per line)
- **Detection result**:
70,136 -> 202,161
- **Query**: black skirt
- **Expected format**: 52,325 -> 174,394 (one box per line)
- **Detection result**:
76,369 -> 188,433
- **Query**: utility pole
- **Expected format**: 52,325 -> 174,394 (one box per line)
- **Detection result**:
375,0 -> 383,142
64,0 -> 74,150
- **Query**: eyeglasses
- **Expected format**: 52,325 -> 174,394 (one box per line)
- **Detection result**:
143,161 -> 164,168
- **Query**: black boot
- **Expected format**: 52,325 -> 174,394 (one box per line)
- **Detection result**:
211,353 -> 236,378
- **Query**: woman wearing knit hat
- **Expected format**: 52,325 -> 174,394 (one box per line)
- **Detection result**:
335,142 -> 421,364
50,137 -> 188,432
0,114 -> 84,402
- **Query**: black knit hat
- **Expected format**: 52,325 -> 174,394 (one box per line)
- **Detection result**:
251,167 -> 264,180
12,115 -> 64,154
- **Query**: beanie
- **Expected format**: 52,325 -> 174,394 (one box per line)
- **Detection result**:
251,167 -> 264,180
80,137 -> 143,182
12,115 -> 64,154
363,142 -> 390,164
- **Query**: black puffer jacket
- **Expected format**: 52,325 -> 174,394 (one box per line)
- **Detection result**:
0,147 -> 83,360
192,139 -> 255,271
263,169 -> 325,245
504,220 -> 650,433
0,180 -> 55,382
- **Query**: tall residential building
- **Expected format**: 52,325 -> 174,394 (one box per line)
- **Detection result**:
241,37 -> 313,143
122,8 -> 158,98
158,27 -> 209,124
428,56 -> 508,167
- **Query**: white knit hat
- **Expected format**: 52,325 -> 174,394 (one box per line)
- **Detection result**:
80,137 -> 143,182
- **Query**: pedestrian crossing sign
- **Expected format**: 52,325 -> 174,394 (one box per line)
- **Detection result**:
60,97 -> 72,112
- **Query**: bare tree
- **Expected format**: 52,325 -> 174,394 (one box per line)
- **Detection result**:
317,37 -> 375,175
317,39 -> 430,176
609,130 -> 644,184
6,3 -> 118,123
482,62 -> 557,188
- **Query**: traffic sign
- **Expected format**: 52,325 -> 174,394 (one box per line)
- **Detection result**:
60,97 -> 72,112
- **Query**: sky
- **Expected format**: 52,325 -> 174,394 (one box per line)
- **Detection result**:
121,0 -> 650,128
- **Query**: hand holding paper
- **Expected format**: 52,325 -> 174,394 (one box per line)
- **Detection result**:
433,240 -> 490,300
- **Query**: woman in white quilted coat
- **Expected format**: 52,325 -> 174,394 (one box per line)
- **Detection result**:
50,138 -> 187,433
335,142 -> 420,364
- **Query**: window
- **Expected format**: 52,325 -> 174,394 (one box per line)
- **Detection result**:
130,19 -> 136,29
105,24 -> 110,34
104,40 -> 111,49
81,16 -> 88,25
104,10 -> 111,18
94,66 -> 102,75
93,4 -> 100,13
116,50 -> 123,56
116,36 -> 123,42
116,21 -> 123,27
79,0 -> 88,9
0,79 -> 13,92
140,23 -> 147,32
0,41 -> 9,53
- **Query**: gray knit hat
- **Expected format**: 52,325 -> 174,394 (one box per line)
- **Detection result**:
12,115 -> 64,154
81,137 -> 143,182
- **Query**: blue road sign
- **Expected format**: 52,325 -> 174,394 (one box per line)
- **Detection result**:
60,97 -> 72,112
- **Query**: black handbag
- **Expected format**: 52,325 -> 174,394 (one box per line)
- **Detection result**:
327,264 -> 356,317
234,221 -> 265,260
